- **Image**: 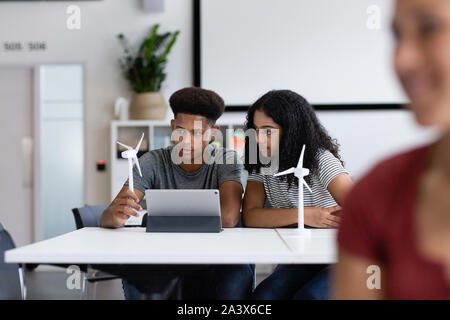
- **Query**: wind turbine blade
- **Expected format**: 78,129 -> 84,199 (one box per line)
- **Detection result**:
274,168 -> 295,177
302,179 -> 312,193
133,157 -> 142,177
297,145 -> 306,169
135,133 -> 144,151
117,141 -> 132,150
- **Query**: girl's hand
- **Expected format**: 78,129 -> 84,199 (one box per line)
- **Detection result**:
304,206 -> 342,228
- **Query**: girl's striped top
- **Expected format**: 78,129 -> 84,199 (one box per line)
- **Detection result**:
247,149 -> 348,208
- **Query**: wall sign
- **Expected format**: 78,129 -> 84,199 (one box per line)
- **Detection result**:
3,41 -> 47,52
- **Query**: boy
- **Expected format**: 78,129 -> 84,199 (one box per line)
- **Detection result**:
99,87 -> 253,299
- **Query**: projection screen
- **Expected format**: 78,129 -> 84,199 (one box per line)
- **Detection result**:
196,0 -> 407,109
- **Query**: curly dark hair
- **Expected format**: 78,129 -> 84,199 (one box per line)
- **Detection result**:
245,90 -> 343,187
169,87 -> 225,123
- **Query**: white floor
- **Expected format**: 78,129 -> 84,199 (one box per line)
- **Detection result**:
24,266 -> 125,300
23,265 -> 273,300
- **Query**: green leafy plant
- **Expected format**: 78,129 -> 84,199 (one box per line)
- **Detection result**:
118,24 -> 180,93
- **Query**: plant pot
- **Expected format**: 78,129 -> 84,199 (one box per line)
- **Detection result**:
129,92 -> 168,120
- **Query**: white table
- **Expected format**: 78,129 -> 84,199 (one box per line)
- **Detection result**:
5,227 -> 337,265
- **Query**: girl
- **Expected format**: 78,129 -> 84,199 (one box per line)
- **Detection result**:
335,0 -> 450,299
243,90 -> 354,299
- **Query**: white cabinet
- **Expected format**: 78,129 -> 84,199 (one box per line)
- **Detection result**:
40,64 -> 84,240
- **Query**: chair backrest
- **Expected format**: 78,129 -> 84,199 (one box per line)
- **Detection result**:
71,205 -> 108,229
0,223 -> 24,300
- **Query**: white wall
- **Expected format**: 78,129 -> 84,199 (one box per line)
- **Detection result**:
316,110 -> 438,178
0,0 -> 191,205
0,0 -> 439,209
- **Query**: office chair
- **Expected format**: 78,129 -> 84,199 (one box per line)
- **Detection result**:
0,223 -> 26,300
74,205 -> 184,300
73,205 -> 178,300
71,205 -> 120,299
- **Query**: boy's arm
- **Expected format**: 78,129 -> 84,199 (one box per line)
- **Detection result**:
218,180 -> 242,228
100,186 -> 145,228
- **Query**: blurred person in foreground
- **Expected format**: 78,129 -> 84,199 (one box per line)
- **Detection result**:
334,0 -> 450,299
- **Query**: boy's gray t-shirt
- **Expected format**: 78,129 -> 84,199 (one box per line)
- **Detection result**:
125,145 -> 243,194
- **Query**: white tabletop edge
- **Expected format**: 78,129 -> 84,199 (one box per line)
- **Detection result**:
5,227 -> 337,265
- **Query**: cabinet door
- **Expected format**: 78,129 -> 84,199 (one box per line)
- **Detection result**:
40,64 -> 84,240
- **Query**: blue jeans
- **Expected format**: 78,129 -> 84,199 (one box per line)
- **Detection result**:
122,280 -> 142,300
122,264 -> 255,300
251,264 -> 330,300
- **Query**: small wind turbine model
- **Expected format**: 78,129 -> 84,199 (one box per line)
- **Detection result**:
274,145 -> 312,236
117,133 -> 144,193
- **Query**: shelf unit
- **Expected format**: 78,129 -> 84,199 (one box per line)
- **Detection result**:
110,115 -> 249,200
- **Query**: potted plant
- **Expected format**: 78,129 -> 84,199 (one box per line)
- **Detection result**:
118,24 -> 180,120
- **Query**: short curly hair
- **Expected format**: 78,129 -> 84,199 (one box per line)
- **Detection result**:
169,87 -> 225,123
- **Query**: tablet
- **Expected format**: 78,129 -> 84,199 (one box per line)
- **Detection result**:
145,189 -> 222,233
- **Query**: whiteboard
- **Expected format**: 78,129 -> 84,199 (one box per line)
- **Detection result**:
199,0 -> 407,106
